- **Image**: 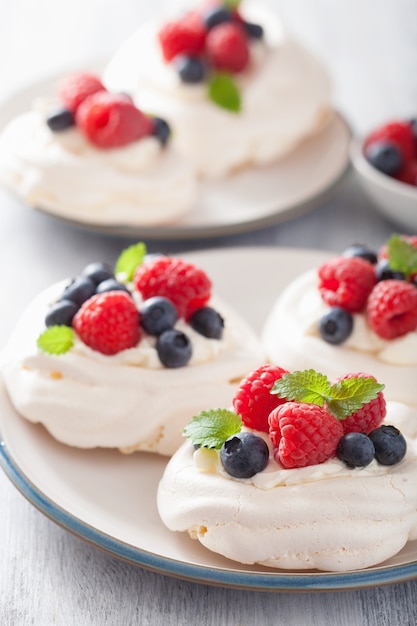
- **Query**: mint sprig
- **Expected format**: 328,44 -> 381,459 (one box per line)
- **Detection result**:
387,234 -> 417,278
208,73 -> 241,113
271,369 -> 384,421
114,242 -> 147,282
183,409 -> 242,449
37,325 -> 74,355
223,0 -> 241,8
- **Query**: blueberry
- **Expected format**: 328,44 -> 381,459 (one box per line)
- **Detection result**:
95,278 -> 131,295
156,329 -> 192,367
319,307 -> 353,345
60,276 -> 96,306
189,306 -> 224,339
46,108 -> 74,131
152,117 -> 171,147
376,259 -> 406,281
337,432 -> 375,468
82,262 -> 114,286
140,297 -> 178,335
243,21 -> 264,39
342,244 -> 377,265
368,425 -> 407,465
45,299 -> 79,327
220,432 -> 269,479
365,140 -> 403,176
175,55 -> 207,84
203,7 -> 232,29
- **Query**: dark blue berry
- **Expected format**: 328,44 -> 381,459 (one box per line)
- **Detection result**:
203,7 -> 232,29
376,259 -> 406,281
61,276 -> 96,306
220,432 -> 269,479
45,299 -> 79,327
46,108 -> 74,131
337,432 -> 375,468
156,329 -> 192,367
189,307 -> 224,339
368,425 -> 407,465
342,244 -> 377,265
319,307 -> 353,345
95,278 -> 131,295
82,262 -> 114,286
365,140 -> 403,176
175,55 -> 207,84
152,117 -> 171,146
140,297 -> 178,335
243,21 -> 264,39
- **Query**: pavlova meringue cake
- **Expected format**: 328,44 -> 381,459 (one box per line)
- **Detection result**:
1,243 -> 265,455
103,0 -> 332,179
0,73 -> 196,225
158,364 -> 417,571
262,235 -> 417,409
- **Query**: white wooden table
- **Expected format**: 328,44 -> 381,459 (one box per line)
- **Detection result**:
0,0 -> 416,624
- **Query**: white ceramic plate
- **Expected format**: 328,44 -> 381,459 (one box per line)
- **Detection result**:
0,71 -> 351,239
2,247 -> 417,592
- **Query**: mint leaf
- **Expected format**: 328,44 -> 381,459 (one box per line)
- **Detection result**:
115,242 -> 147,282
183,409 -> 242,449
223,0 -> 241,8
387,234 -> 417,278
37,325 -> 74,355
208,73 -> 241,113
328,377 -> 385,420
271,369 -> 332,407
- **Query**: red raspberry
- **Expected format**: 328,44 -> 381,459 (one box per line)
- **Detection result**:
364,121 -> 415,163
232,364 -> 289,433
336,373 -> 386,434
318,256 -> 377,313
268,402 -> 344,469
75,93 -> 154,149
133,257 -> 211,319
206,22 -> 249,73
366,279 -> 417,339
158,14 -> 207,62
395,160 -> 417,186
73,291 -> 140,355
58,72 -> 106,113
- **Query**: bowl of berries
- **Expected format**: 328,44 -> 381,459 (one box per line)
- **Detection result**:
350,118 -> 417,231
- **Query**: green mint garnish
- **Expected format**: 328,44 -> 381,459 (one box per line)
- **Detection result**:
37,325 -> 74,355
208,73 -> 241,113
387,234 -> 417,278
223,0 -> 241,8
183,409 -> 242,449
272,369 -> 384,421
114,242 -> 147,282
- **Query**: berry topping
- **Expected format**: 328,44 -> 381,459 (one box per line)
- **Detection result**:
220,432 -> 269,478
366,279 -> 417,339
46,108 -> 74,132
232,364 -> 289,433
368,425 -> 407,465
156,328 -> 192,368
203,7 -> 233,29
76,92 -> 154,149
82,261 -> 114,285
61,276 -> 96,306
95,278 -> 131,295
151,117 -> 171,146
158,15 -> 207,62
189,306 -> 224,339
318,307 -> 353,345
174,55 -> 207,83
45,299 -> 79,328
335,373 -> 386,434
72,291 -> 140,355
134,256 -> 212,319
375,259 -> 406,281
364,120 -> 415,163
318,256 -> 377,313
364,141 -> 403,176
58,72 -> 106,113
140,297 -> 178,336
243,21 -> 264,39
342,243 -> 378,265
206,22 -> 249,73
336,432 -> 375,468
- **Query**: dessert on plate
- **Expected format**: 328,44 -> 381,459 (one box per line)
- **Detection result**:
1,243 -> 265,455
103,0 -> 332,179
262,234 -> 417,409
0,72 -> 197,225
157,364 -> 417,571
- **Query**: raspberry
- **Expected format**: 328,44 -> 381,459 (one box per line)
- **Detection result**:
158,13 -> 207,62
336,373 -> 386,434
133,257 -> 211,319
206,22 -> 249,73
75,93 -> 154,148
73,291 -> 140,355
268,402 -> 344,469
232,364 -> 289,433
366,279 -> 417,339
58,72 -> 106,113
395,160 -> 417,186
364,121 -> 415,163
318,256 -> 377,313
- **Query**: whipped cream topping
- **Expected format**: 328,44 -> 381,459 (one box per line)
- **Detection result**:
262,269 -> 417,408
1,281 -> 265,456
157,401 -> 417,571
103,3 -> 332,179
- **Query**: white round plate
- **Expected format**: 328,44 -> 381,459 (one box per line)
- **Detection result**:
2,247 -> 416,592
0,71 -> 351,239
